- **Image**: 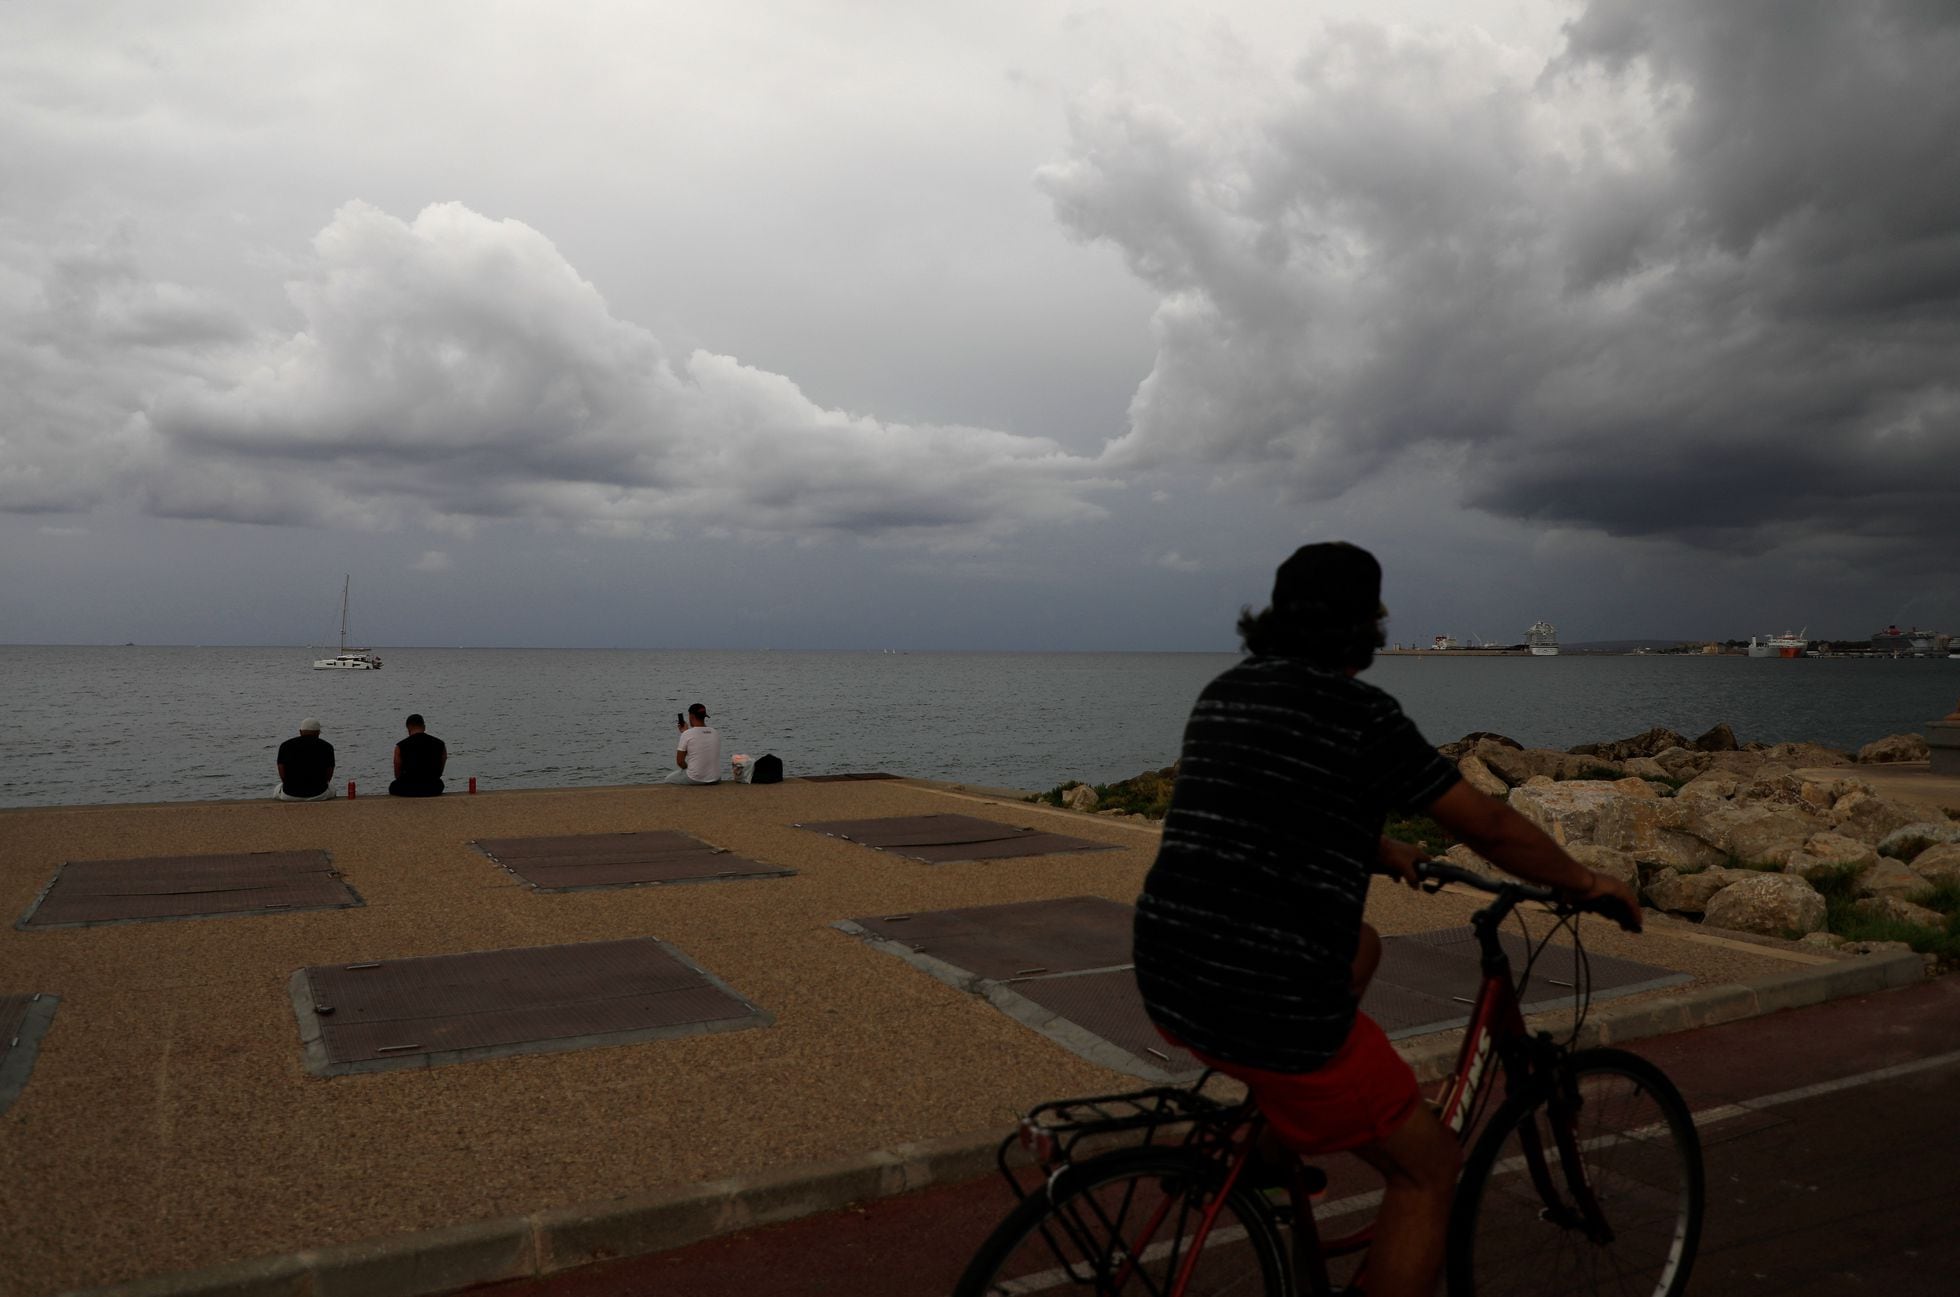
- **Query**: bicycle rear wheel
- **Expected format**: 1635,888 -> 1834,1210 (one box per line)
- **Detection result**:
954,1145 -> 1288,1297
1447,1047 -> 1703,1297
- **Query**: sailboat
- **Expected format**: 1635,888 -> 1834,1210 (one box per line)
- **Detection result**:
312,576 -> 383,670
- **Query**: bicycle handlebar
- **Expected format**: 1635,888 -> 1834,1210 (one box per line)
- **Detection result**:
1415,858 -> 1642,932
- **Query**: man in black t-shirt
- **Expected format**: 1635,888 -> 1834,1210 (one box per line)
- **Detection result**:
1135,543 -> 1641,1297
388,713 -> 447,797
274,717 -> 335,801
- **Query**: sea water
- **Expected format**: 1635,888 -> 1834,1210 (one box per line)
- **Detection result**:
1,645 -> 1954,809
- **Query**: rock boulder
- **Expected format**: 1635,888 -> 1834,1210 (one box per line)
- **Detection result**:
1702,873 -> 1828,937
1062,783 -> 1099,811
1645,865 -> 1754,915
1763,741 -> 1852,768
1877,821 -> 1960,862
1567,844 -> 1640,887
1785,832 -> 1879,880
1857,733 -> 1930,763
1571,727 -> 1691,762
1665,798 -> 1825,869
1457,753 -> 1511,798
1693,723 -> 1740,752
1908,842 -> 1960,886
1828,789 -> 1927,845
1857,858 -> 1928,901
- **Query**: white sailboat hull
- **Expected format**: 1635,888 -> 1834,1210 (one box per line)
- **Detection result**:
312,653 -> 382,670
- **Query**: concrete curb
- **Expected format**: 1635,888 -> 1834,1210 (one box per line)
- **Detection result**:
66,952 -> 1929,1297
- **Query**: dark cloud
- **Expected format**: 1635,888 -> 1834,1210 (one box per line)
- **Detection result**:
9,201 -> 1111,544
1040,0 -> 1960,565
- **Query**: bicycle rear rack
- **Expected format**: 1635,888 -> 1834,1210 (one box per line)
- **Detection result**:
995,1072 -> 1247,1200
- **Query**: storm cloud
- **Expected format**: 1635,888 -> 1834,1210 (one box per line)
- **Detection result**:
1041,0 -> 1960,562
76,202 -> 1109,544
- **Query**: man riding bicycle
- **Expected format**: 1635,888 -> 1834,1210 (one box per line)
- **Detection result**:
1134,542 -> 1642,1297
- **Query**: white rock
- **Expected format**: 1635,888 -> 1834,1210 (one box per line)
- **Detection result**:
1621,756 -> 1669,780
1702,873 -> 1828,937
1062,783 -> 1099,811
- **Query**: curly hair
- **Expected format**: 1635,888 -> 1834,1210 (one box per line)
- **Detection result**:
1236,604 -> 1385,671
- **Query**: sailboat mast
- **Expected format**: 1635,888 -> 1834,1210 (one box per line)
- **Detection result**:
339,576 -> 350,653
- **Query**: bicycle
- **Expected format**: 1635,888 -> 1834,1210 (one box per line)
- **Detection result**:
953,860 -> 1705,1296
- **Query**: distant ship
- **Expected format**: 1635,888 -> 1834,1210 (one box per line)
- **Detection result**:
1747,630 -> 1808,659
1872,625 -> 1936,656
1527,622 -> 1559,656
1431,634 -> 1459,651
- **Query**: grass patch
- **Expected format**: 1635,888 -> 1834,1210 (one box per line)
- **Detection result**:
1907,879 -> 1960,917
1578,764 -> 1627,781
1809,863 -> 1960,963
1385,813 -> 1451,855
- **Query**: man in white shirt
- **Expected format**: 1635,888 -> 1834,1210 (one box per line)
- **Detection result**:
667,702 -> 723,785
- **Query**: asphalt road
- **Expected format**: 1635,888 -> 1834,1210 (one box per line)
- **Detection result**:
481,976 -> 1960,1296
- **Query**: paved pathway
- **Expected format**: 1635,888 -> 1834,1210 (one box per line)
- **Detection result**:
480,977 -> 1960,1296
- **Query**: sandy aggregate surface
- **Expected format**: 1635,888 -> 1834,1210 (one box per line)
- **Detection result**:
0,779 -> 1837,1295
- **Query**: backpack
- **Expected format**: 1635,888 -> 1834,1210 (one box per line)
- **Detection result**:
749,753 -> 783,785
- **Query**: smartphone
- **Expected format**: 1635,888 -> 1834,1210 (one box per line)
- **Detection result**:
677,712 -> 685,727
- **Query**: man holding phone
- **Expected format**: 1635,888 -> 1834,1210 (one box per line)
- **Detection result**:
666,702 -> 722,785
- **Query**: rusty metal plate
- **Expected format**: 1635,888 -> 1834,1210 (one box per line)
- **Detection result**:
290,937 -> 770,1075
20,851 -> 359,929
473,831 -> 791,891
0,993 -> 60,1115
795,814 -> 1119,864
848,897 -> 1135,980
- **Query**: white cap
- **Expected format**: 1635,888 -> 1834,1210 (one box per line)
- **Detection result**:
300,717 -> 323,733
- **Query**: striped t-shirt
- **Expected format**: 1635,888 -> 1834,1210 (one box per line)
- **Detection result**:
1134,655 -> 1459,1072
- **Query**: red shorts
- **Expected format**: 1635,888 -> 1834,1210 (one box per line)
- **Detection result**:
1167,1014 -> 1421,1155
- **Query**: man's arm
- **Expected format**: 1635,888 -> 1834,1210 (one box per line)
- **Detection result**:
1426,780 -> 1643,925
437,743 -> 448,775
393,744 -> 403,778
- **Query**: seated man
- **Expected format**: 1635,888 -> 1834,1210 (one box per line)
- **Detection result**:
388,713 -> 447,797
667,702 -> 722,785
274,717 -> 335,801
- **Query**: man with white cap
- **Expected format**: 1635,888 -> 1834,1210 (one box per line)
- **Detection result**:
274,718 -> 336,801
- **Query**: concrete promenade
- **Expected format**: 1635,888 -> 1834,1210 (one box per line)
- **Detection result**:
0,776 -> 1937,1296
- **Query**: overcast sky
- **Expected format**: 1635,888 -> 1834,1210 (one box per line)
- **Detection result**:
4,0 -> 1956,650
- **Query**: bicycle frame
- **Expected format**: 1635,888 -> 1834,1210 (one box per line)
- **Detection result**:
988,869 -> 1624,1295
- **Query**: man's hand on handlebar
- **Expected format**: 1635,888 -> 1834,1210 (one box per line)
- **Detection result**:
1375,836 -> 1428,891
1570,870 -> 1644,933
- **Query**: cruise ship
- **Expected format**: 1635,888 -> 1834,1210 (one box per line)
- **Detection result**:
1747,631 -> 1808,659
1527,622 -> 1559,656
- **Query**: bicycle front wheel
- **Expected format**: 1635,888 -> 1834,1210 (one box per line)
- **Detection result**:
954,1145 -> 1289,1297
1447,1047 -> 1703,1297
